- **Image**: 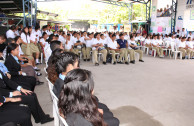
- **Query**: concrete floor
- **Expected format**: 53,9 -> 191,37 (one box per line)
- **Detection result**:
33,55 -> 194,126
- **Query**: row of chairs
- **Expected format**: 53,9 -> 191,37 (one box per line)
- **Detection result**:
45,69 -> 68,126
144,41 -> 184,60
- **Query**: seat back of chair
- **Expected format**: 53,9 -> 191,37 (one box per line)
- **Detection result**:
171,42 -> 175,52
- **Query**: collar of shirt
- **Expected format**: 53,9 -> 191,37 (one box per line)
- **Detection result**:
59,73 -> 66,81
11,54 -> 20,64
0,63 -> 9,74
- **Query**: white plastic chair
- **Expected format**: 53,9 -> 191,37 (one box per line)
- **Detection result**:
143,46 -> 149,55
170,42 -> 182,60
151,47 -> 157,57
109,50 -> 120,64
92,52 -> 103,63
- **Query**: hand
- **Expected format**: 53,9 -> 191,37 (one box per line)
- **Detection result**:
21,88 -> 32,95
98,108 -> 103,115
6,73 -> 11,79
9,97 -> 21,102
19,71 -> 23,75
12,91 -> 21,96
0,103 -> 3,107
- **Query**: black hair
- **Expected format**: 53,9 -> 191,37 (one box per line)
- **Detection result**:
0,34 -> 6,40
47,34 -> 55,43
22,27 -> 29,35
50,48 -> 64,64
35,25 -> 40,30
6,43 -> 19,57
56,52 -> 79,74
10,25 -> 16,30
50,40 -> 61,51
6,38 -> 14,45
112,33 -> 116,38
58,69 -> 107,126
94,33 -> 100,38
67,34 -> 71,37
14,36 -> 20,43
119,33 -> 124,37
55,34 -> 59,38
100,34 -> 104,37
42,32 -> 47,37
176,35 -> 179,38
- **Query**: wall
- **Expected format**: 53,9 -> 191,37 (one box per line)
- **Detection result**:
176,0 -> 194,31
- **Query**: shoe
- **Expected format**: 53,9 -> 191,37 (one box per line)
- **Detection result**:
36,72 -> 42,76
36,81 -> 44,85
95,63 -> 99,66
117,61 -> 124,64
159,55 -> 164,58
125,62 -> 129,65
130,61 -> 135,64
41,117 -> 54,124
83,59 -> 86,61
87,59 -> 90,61
113,62 -> 116,65
36,63 -> 40,65
139,60 -> 144,62
103,62 -> 107,65
182,57 -> 185,60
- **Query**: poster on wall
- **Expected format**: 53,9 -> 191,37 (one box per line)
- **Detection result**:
191,9 -> 194,20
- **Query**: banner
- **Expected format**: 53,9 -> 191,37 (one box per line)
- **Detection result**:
191,10 -> 194,20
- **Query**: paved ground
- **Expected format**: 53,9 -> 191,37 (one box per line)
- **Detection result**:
33,55 -> 194,126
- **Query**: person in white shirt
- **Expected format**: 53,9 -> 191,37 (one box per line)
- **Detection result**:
176,30 -> 181,36
127,35 -> 144,63
20,27 -> 31,56
33,26 -> 42,42
108,34 -> 125,64
40,32 -> 49,61
15,26 -> 20,36
64,34 -> 74,52
181,28 -> 187,37
92,33 -> 107,66
152,35 -> 164,58
178,37 -> 189,59
157,35 -> 164,46
100,34 -> 108,46
116,32 -> 120,40
145,35 -> 152,50
186,37 -> 194,58
58,31 -> 66,45
81,32 -> 92,61
135,33 -> 141,42
187,31 -> 194,40
46,25 -> 52,36
6,25 -> 16,39
72,33 -> 84,55
29,26 -> 40,64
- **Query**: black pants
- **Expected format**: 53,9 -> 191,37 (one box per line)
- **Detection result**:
0,122 -> 17,126
11,75 -> 36,91
0,104 -> 32,126
13,93 -> 47,122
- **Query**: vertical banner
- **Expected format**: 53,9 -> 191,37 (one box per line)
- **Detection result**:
191,9 -> 194,20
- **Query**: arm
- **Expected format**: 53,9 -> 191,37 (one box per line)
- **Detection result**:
5,59 -> 20,76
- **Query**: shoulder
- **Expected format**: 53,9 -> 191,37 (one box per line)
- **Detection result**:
66,113 -> 93,126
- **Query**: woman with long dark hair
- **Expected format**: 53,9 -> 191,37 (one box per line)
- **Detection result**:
58,69 -> 107,126
20,27 -> 30,56
4,43 -> 37,91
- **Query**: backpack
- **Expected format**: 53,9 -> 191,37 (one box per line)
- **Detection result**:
106,54 -> 112,63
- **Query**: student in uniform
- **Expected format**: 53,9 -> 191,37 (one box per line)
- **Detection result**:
178,37 -> 189,59
116,33 -> 129,64
187,31 -> 194,40
186,37 -> 194,59
127,36 -> 144,64
73,34 -> 84,55
6,25 -> 16,39
4,43 -> 36,91
181,28 -> 187,37
152,35 -> 164,58
20,27 -> 30,56
92,33 -> 107,66
82,33 -> 93,61
28,26 -> 40,64
64,34 -> 74,52
108,34 -> 125,65
145,35 -> 152,50
39,32 -> 48,61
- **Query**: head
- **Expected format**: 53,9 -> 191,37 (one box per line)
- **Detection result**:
58,69 -> 106,126
100,34 -> 104,39
6,38 -> 15,45
47,34 -> 55,43
182,28 -> 185,31
35,25 -> 40,31
10,25 -> 16,32
50,40 -> 63,51
111,34 -> 116,41
50,48 -> 64,64
15,36 -> 22,44
7,43 -> 19,56
130,35 -> 135,41
119,33 -> 124,40
22,27 -> 29,35
56,52 -> 79,75
28,26 -> 32,33
76,34 -> 80,39
94,33 -> 100,39
0,35 -> 6,44
189,31 -> 192,35
187,37 -> 191,41
181,37 -> 186,42
42,32 -> 48,39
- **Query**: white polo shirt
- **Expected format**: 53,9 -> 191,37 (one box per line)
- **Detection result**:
135,36 -> 141,41
44,44 -> 51,62
181,31 -> 187,37
6,29 -> 15,39
19,45 -> 24,56
178,41 -> 186,48
58,35 -> 65,45
21,33 -> 30,43
92,39 -> 103,50
64,40 -> 73,50
85,39 -> 93,48
151,39 -> 159,47
40,38 -> 48,47
30,33 -> 37,42
157,39 -> 163,45
145,39 -> 151,45
187,34 -> 194,40
32,30 -> 41,41
108,40 -> 118,49
128,40 -> 137,49
186,41 -> 194,49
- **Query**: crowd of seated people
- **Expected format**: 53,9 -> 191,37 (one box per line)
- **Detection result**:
157,4 -> 172,17
0,24 -> 193,125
